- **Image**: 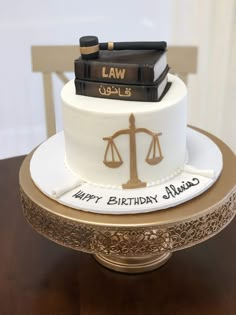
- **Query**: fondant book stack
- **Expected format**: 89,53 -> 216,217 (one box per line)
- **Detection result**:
74,50 -> 169,101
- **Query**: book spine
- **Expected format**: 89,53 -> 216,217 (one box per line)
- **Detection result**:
75,76 -> 168,102
74,59 -> 154,85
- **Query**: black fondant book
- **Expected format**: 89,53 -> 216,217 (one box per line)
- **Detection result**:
75,66 -> 169,102
75,49 -> 167,85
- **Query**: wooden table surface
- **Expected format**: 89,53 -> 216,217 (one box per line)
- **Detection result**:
0,155 -> 236,315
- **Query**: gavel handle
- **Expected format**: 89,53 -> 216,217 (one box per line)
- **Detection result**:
99,41 -> 167,51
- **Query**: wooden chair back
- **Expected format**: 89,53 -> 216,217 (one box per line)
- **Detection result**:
31,45 -> 198,137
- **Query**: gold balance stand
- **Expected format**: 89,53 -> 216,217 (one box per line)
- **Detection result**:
19,128 -> 236,274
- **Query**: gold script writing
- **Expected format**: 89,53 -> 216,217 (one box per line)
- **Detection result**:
99,85 -> 132,97
102,67 -> 126,79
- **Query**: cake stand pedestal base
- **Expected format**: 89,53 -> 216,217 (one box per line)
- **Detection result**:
94,252 -> 172,273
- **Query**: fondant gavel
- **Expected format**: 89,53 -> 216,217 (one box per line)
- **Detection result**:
79,36 -> 167,60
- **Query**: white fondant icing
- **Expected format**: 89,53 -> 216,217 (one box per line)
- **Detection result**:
52,178 -> 83,199
61,164 -> 183,190
183,164 -> 215,179
61,74 -> 187,188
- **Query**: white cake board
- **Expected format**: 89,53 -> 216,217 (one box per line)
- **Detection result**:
30,128 -> 223,215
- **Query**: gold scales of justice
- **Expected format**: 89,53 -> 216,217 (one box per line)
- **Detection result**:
103,113 -> 163,189
19,124 -> 236,273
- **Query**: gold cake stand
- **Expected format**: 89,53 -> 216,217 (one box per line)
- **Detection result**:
19,127 -> 236,274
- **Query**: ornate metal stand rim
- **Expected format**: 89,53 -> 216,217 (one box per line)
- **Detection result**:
20,186 -> 236,258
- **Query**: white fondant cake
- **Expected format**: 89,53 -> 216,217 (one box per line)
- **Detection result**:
29,42 -> 223,215
61,74 -> 187,189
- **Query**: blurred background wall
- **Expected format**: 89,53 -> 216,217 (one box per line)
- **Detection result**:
0,0 -> 235,159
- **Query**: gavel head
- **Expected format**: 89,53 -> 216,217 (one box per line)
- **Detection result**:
79,35 -> 99,60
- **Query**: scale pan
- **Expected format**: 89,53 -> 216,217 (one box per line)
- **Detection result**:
146,156 -> 163,165
103,161 -> 123,168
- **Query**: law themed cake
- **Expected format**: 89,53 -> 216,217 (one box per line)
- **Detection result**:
30,36 -> 223,214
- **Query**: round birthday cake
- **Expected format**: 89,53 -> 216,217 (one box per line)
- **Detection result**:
62,74 -> 187,188
30,36 -> 223,214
